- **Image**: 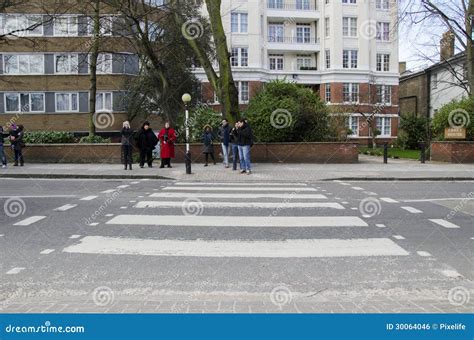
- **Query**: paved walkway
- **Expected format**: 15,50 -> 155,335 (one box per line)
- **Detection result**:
0,156 -> 473,181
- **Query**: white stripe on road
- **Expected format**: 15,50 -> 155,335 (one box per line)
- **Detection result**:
64,236 -> 409,258
417,251 -> 432,257
351,187 -> 364,191
117,185 -> 130,189
150,193 -> 327,200
403,197 -> 474,202
87,223 -> 99,226
174,182 -> 307,187
0,234 -> 4,237
54,204 -> 77,212
163,186 -> 317,192
135,201 -> 345,210
429,219 -> 461,229
69,235 -> 82,239
380,197 -> 399,203
392,235 -> 405,240
80,196 -> 98,201
0,195 -> 75,198
106,215 -> 368,227
376,224 -> 386,228
40,249 -> 55,254
401,206 -> 423,214
101,189 -> 117,194
6,267 -> 25,275
14,216 -> 46,226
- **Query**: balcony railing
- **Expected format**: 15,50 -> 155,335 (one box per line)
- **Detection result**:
267,36 -> 320,44
267,1 -> 317,11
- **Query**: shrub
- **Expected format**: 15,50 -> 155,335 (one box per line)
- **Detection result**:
175,105 -> 222,143
79,135 -> 111,144
23,131 -> 75,144
432,96 -> 474,141
244,80 -> 329,142
398,113 -> 429,149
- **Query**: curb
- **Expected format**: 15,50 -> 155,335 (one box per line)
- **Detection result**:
326,177 -> 474,181
0,174 -> 175,180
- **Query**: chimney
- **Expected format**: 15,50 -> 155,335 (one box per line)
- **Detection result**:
399,62 -> 407,74
440,31 -> 455,61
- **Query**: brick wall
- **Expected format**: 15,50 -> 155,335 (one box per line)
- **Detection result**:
431,141 -> 474,163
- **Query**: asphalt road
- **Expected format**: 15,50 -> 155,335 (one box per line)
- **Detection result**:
0,178 -> 472,313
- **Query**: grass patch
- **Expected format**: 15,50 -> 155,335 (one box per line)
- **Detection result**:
359,147 -> 421,160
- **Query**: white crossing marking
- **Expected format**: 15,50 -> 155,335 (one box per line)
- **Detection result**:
417,251 -> 431,257
87,223 -> 99,226
101,189 -> 117,194
117,185 -> 130,189
429,219 -> 461,229
64,236 -> 409,258
380,197 -> 399,203
14,216 -> 46,226
401,206 -> 423,214
0,234 -> 4,237
135,201 -> 345,210
54,204 -> 77,212
0,195 -> 75,198
351,187 -> 364,191
174,182 -> 307,187
163,186 -> 317,192
40,249 -> 55,255
392,235 -> 405,240
69,235 -> 82,239
80,196 -> 98,201
106,215 -> 369,227
403,197 -> 474,203
149,193 -> 327,200
376,224 -> 386,228
131,182 -> 140,184
6,267 -> 25,275
120,207 -> 127,210
105,214 -> 114,217
339,183 -> 351,186
441,270 -> 462,278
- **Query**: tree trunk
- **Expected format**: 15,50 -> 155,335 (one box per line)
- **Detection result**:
88,0 -> 100,137
468,0 -> 474,95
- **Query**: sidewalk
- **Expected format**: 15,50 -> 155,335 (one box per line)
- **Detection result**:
0,156 -> 473,181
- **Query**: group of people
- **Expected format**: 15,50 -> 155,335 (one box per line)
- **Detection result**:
121,118 -> 254,174
0,124 -> 26,168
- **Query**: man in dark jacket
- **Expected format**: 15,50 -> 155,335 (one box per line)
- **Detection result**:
217,119 -> 231,168
137,121 -> 158,168
0,125 -> 7,168
237,119 -> 254,174
229,122 -> 241,171
9,124 -> 24,166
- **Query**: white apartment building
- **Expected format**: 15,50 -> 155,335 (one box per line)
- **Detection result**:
197,0 -> 400,142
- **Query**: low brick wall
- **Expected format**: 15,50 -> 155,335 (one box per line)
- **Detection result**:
5,142 -> 358,164
431,141 -> 474,163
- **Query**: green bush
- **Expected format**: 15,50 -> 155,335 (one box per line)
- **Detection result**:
23,131 -> 75,144
175,105 -> 222,143
79,135 -> 111,144
244,80 -> 329,142
432,96 -> 474,141
398,113 -> 429,149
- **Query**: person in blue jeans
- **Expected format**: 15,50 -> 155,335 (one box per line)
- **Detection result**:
229,122 -> 241,171
236,119 -> 254,175
217,119 -> 230,168
0,125 -> 7,168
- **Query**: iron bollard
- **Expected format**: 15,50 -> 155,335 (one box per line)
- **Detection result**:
185,151 -> 192,174
383,143 -> 388,164
420,143 -> 426,164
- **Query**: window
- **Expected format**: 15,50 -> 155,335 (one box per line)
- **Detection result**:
55,54 -> 78,74
3,14 -> 43,37
376,22 -> 390,41
343,83 -> 359,103
325,83 -> 331,103
325,49 -> 331,69
231,47 -> 248,67
296,54 -> 312,69
324,18 -> 330,38
376,0 -> 389,10
432,73 -> 438,89
231,12 -> 248,33
96,53 -> 113,74
376,85 -> 391,105
347,116 -> 359,136
296,0 -> 310,10
296,24 -> 311,43
342,0 -> 357,3
268,23 -> 284,42
268,0 -> 283,9
325,0 -> 330,4
376,53 -> 390,71
3,54 -> 44,74
54,16 -> 78,36
343,50 -> 358,69
96,92 -> 113,111
56,93 -> 79,112
237,81 -> 249,103
269,54 -> 284,70
88,16 -> 113,36
5,93 -> 45,112
376,117 -> 391,136
343,17 -> 357,37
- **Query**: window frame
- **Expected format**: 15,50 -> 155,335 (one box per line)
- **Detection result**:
4,92 -> 45,113
53,15 -> 78,36
376,116 -> 391,136
231,12 -> 248,33
3,54 -> 45,75
55,92 -> 79,112
343,49 -> 358,69
342,83 -> 359,103
54,53 -> 79,74
343,17 -> 358,37
95,92 -> 113,111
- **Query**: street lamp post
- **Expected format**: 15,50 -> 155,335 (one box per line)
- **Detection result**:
182,93 -> 192,174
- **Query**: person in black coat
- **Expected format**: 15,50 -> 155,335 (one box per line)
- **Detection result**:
0,125 -> 7,168
137,121 -> 158,168
201,125 -> 216,167
121,121 -> 134,170
237,119 -> 254,174
9,124 -> 25,167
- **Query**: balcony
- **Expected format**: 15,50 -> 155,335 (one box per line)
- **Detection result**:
267,1 -> 319,21
266,36 -> 320,52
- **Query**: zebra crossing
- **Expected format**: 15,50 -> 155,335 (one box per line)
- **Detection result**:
62,181 -> 410,259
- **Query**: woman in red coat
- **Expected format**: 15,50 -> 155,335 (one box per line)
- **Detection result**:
158,121 -> 176,168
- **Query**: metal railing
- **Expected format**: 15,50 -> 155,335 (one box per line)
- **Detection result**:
267,36 -> 320,44
267,1 -> 318,11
